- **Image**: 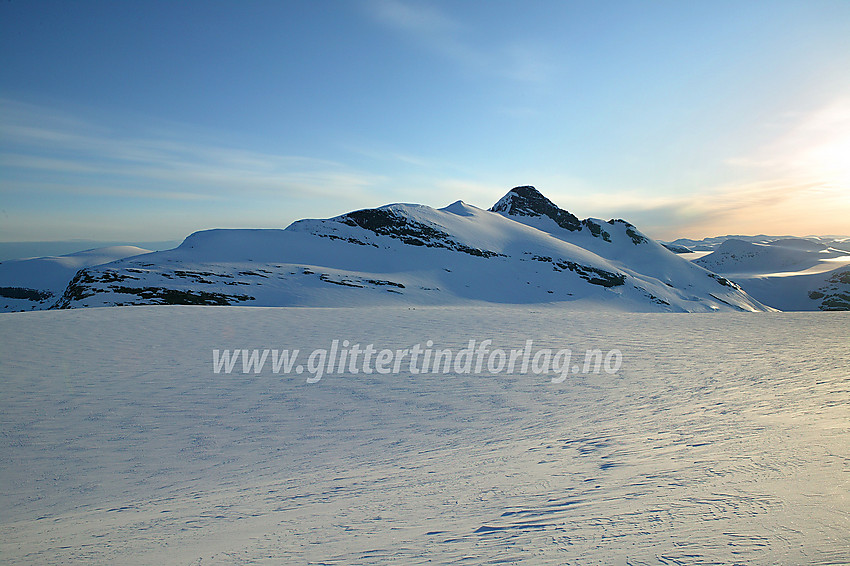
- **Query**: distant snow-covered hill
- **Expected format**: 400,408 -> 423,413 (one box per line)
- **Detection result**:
49,187 -> 769,312
0,246 -> 153,312
693,238 -> 850,311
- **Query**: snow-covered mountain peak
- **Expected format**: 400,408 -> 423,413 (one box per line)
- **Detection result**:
489,186 -> 654,251
440,200 -> 478,216
490,185 -> 582,232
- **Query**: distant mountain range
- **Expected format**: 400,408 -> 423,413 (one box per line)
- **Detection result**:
663,234 -> 850,254
692,238 -> 850,311
3,186 -> 845,312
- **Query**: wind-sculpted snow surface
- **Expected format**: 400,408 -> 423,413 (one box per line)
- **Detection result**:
1,306 -> 848,564
50,188 -> 769,312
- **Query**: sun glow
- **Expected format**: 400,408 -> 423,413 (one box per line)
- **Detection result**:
807,130 -> 850,189
788,99 -> 850,190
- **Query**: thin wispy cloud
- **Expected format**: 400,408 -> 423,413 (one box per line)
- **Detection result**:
341,143 -> 437,169
365,0 -> 555,84
0,98 -> 384,204
369,0 -> 459,36
4,1 -> 850,243
500,41 -> 556,83
7,180 -> 221,202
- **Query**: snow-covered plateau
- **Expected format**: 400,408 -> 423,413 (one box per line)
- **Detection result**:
1,305 -> 848,565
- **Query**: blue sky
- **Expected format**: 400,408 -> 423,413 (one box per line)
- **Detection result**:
2,0 -> 849,243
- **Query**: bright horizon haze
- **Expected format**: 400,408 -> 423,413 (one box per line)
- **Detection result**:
2,0 -> 849,244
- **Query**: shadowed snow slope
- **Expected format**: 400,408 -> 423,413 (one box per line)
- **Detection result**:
1,306 -> 848,564
50,187 -> 769,312
0,246 -> 153,312
695,238 -> 850,310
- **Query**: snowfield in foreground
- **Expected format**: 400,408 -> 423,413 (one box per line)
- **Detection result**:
1,306 -> 848,564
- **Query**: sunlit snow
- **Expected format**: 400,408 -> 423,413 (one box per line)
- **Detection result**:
1,305 -> 847,564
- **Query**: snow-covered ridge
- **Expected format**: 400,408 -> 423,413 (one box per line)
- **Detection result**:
15,187 -> 772,312
0,246 -> 153,312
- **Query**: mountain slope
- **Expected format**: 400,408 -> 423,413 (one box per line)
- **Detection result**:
51,188 -> 770,312
0,246 -> 152,312
489,186 -> 716,285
